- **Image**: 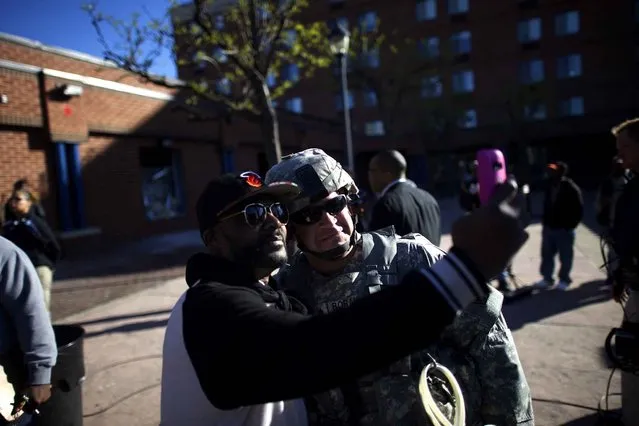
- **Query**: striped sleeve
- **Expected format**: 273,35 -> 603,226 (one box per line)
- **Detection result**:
416,247 -> 488,313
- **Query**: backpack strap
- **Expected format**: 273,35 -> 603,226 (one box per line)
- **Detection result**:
360,228 -> 399,295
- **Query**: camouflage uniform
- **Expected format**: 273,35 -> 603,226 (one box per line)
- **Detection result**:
275,228 -> 534,426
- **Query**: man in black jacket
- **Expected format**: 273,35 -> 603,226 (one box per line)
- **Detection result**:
534,162 -> 584,291
367,150 -> 441,245
160,171 -> 527,425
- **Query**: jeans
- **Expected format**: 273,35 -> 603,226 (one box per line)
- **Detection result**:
540,227 -> 576,283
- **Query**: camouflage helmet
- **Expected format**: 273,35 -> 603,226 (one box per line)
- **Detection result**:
264,148 -> 359,213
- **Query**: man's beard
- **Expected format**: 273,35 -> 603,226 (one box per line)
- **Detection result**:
231,232 -> 288,270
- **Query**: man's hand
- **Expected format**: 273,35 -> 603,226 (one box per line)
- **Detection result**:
452,179 -> 529,280
27,384 -> 52,405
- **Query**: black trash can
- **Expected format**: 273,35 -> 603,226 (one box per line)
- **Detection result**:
35,325 -> 86,426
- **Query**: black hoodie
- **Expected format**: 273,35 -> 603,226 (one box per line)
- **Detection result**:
181,248 -> 488,411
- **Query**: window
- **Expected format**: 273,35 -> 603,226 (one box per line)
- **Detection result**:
452,70 -> 474,93
451,31 -> 472,55
139,147 -> 185,221
458,109 -> 478,128
359,11 -> 378,33
523,103 -> 547,121
559,96 -> 585,116
365,121 -> 385,136
328,16 -> 349,30
212,47 -> 227,63
215,78 -> 231,95
364,89 -> 378,107
285,97 -> 303,113
421,76 -> 443,98
214,15 -> 225,30
518,18 -> 541,43
419,37 -> 440,58
448,0 -> 469,15
361,47 -> 380,68
283,63 -> 299,82
417,0 -> 437,21
519,59 -> 545,84
256,6 -> 270,20
555,11 -> 579,36
336,91 -> 355,111
266,72 -> 277,88
557,54 -> 582,79
283,30 -> 297,48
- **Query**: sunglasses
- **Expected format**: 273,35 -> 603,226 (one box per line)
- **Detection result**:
290,194 -> 349,225
219,202 -> 289,228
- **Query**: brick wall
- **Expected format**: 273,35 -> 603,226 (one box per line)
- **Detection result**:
0,34 -> 348,252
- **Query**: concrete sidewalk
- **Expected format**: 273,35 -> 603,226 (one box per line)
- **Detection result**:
1,222 -> 624,426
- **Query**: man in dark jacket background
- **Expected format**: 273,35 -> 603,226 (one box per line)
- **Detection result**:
534,162 -> 584,291
367,150 -> 441,246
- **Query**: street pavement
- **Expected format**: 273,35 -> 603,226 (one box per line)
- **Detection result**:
1,220 -> 624,425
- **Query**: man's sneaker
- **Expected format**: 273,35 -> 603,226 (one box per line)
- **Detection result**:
556,281 -> 571,291
533,279 -> 553,289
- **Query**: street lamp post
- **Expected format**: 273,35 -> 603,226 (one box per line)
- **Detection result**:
329,25 -> 355,175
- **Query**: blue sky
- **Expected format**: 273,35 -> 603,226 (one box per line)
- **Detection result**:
1,0 -> 178,77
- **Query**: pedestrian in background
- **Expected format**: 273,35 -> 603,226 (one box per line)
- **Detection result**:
367,150 -> 441,245
534,162 -> 584,291
2,190 -> 60,312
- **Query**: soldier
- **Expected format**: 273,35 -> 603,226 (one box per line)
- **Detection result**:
609,118 -> 639,425
266,149 -> 534,426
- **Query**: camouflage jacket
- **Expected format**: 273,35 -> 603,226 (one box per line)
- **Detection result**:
275,228 -> 534,426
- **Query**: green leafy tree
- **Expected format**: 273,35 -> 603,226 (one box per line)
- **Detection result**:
343,22 -> 458,141
84,0 -> 333,166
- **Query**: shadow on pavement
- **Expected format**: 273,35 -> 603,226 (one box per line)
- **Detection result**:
73,309 -> 172,327
504,279 -> 611,331
559,410 -> 624,426
82,317 -> 170,339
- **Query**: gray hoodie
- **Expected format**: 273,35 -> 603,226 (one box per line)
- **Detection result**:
0,236 -> 56,385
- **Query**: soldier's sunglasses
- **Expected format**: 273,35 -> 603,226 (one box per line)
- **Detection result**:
219,202 -> 289,228
290,194 -> 349,225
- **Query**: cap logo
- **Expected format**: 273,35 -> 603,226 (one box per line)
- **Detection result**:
240,171 -> 263,188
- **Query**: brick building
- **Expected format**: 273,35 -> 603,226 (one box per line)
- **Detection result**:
261,0 -> 639,191
0,32 -> 347,253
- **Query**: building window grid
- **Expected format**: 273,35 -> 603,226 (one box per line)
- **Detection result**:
359,11 -> 378,33
448,0 -> 469,15
451,31 -> 472,55
524,103 -> 547,121
421,76 -> 443,98
417,0 -> 437,21
282,63 -> 300,82
285,97 -> 303,113
336,91 -> 355,111
419,37 -> 440,58
363,89 -> 378,107
519,59 -> 545,84
559,96 -> 585,116
452,70 -> 475,93
365,120 -> 385,136
556,54 -> 582,79
517,18 -> 542,43
555,11 -> 580,36
458,109 -> 478,129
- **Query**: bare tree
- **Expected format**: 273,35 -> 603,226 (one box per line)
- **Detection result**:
84,0 -> 333,166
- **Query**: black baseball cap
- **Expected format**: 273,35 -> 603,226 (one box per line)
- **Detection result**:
196,171 -> 300,236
